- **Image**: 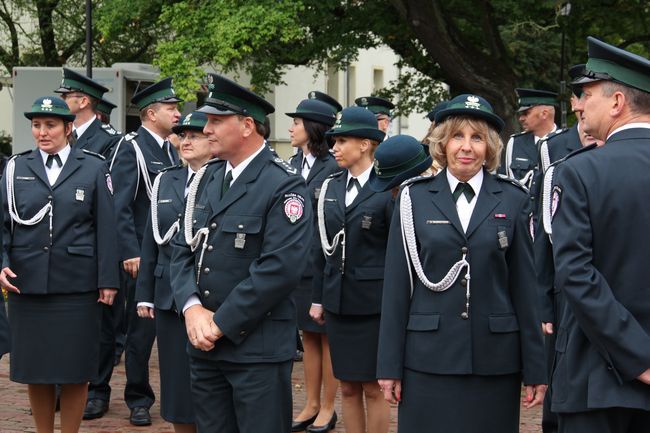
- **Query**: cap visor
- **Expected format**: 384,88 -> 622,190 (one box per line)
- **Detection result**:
516,105 -> 533,113
54,86 -> 72,94
571,76 -> 601,85
197,104 -> 238,116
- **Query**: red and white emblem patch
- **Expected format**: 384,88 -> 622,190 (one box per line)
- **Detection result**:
284,193 -> 305,224
106,173 -> 113,195
551,186 -> 561,219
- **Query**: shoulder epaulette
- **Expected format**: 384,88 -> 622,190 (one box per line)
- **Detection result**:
546,128 -> 569,140
101,124 -> 120,136
496,174 -> 529,193
548,142 -> 597,169
82,149 -> 106,160
400,174 -> 431,187
271,156 -> 298,175
159,163 -> 184,173
510,130 -> 532,138
11,150 -> 31,159
203,157 -> 224,167
326,170 -> 345,179
124,131 -> 138,141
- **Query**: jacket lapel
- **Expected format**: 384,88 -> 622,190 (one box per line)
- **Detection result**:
75,119 -> 100,150
465,171 -> 501,238
332,172 -> 346,216
206,164 -> 226,214
170,169 -> 186,202
52,150 -> 83,189
346,181 -> 373,213
306,154 -> 328,184
429,169 -> 465,238
25,150 -> 51,188
139,126 -> 171,166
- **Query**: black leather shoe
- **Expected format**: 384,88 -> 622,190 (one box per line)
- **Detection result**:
291,413 -> 318,432
306,411 -> 337,433
83,399 -> 109,420
129,407 -> 152,426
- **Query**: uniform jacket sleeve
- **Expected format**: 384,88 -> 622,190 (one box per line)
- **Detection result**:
95,165 -> 120,289
534,214 -> 555,324
553,163 -> 650,381
110,140 -> 141,260
135,213 -> 156,303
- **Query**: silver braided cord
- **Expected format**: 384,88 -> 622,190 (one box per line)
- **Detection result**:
399,185 -> 471,306
542,165 -> 555,237
183,163 -> 210,284
317,177 -> 346,271
109,136 -> 153,201
540,139 -> 551,173
504,136 -> 514,178
150,171 -> 180,246
519,169 -> 535,189
5,157 -> 53,231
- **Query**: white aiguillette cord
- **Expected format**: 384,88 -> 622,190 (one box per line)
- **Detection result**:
109,136 -> 153,201
5,157 -> 53,235
149,171 -> 180,246
317,177 -> 346,273
399,185 -> 471,317
183,163 -> 210,284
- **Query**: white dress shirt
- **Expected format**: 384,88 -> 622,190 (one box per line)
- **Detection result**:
40,145 -> 71,186
73,116 -> 96,140
141,126 -> 166,149
446,169 -> 484,233
301,152 -> 316,180
345,164 -> 372,207
607,122 -> 650,140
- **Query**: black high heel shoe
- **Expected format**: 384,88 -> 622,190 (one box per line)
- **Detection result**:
292,412 -> 319,432
306,411 -> 337,433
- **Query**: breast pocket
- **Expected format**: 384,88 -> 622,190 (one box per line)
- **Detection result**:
220,215 -> 264,258
510,158 -> 535,179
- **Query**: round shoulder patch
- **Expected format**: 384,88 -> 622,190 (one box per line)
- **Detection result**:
105,173 -> 114,195
284,193 -> 305,224
551,186 -> 561,220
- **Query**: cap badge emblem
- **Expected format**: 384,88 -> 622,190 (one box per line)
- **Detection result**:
373,159 -> 382,175
309,91 -> 315,99
207,75 -> 214,84
41,98 -> 53,111
465,95 -> 481,110
183,113 -> 192,125
361,97 -> 368,105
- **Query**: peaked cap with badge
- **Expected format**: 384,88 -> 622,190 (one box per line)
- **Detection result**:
355,96 -> 395,116
326,106 -> 385,142
515,88 -> 559,113
172,111 -> 208,134
25,96 -> 75,122
131,77 -> 183,111
198,73 -> 274,124
572,36 -> 650,93
55,67 -> 109,100
435,94 -> 505,133
308,90 -> 342,112
96,97 -> 117,116
286,99 -> 337,127
369,134 -> 432,192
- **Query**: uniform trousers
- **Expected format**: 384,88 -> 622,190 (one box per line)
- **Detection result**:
88,295 -> 124,401
543,332 -> 559,433
189,357 -> 292,433
558,408 -> 650,433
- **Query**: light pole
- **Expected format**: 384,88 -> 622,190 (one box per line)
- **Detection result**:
559,2 -> 572,128
85,0 -> 93,78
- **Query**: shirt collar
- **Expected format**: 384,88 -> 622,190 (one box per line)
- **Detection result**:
40,144 -> 71,166
303,152 -> 317,168
607,122 -> 650,141
347,164 -> 373,188
446,168 -> 484,196
225,143 -> 266,182
535,124 -> 557,143
73,116 -> 96,139
141,126 -> 165,148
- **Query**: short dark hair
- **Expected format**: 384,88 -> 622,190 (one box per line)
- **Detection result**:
303,119 -> 331,158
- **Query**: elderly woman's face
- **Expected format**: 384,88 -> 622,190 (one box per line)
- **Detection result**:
179,130 -> 212,167
445,124 -> 486,182
31,116 -> 70,154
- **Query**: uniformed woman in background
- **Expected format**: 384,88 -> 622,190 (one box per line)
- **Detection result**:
135,111 -> 213,433
286,99 -> 341,433
376,94 -> 547,433
0,96 -> 119,433
310,106 -> 392,433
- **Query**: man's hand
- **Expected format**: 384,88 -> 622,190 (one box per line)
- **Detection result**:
0,267 -> 19,293
522,384 -> 547,409
123,257 -> 141,279
185,304 -> 222,351
542,322 -> 554,335
98,288 -> 117,305
637,368 -> 650,385
309,304 -> 325,325
137,305 -> 155,319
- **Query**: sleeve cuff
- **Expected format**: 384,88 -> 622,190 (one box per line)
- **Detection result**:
137,302 -> 154,309
182,295 -> 202,314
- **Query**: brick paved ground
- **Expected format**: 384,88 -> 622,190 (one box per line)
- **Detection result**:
0,346 -> 542,432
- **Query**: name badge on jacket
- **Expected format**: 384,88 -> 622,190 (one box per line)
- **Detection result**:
361,215 -> 373,230
497,227 -> 508,250
75,188 -> 85,202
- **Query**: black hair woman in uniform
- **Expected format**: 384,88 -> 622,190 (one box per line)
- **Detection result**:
286,98 -> 341,432
311,106 -> 392,433
134,111 -> 213,433
0,96 -> 119,433
376,94 -> 547,433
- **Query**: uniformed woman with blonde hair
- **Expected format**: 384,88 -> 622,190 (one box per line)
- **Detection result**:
311,106 -> 393,433
0,96 -> 119,433
376,94 -> 547,433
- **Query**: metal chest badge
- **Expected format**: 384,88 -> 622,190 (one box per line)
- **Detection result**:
284,192 -> 305,224
361,215 -> 373,230
75,188 -> 85,202
234,233 -> 246,249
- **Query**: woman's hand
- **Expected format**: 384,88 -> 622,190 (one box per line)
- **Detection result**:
522,384 -> 547,409
378,379 -> 402,404
123,257 -> 140,279
137,305 -> 155,319
309,304 -> 325,325
98,288 -> 117,305
0,267 -> 20,293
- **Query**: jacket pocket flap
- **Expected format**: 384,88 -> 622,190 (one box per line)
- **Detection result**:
406,314 -> 440,331
153,264 -> 165,278
354,266 -> 384,280
510,159 -> 534,170
67,246 -> 94,257
221,215 -> 263,234
488,314 -> 519,333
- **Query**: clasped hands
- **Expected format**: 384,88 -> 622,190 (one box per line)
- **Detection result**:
185,304 -> 223,351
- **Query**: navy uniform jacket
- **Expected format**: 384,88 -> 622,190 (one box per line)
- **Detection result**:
0,186 -> 9,357
289,149 -> 340,278
76,118 -> 122,158
312,170 -> 393,315
377,169 -> 546,384
170,146 -> 312,363
135,165 -> 186,311
1,148 -> 120,294
110,126 -> 178,261
551,127 -> 650,412
500,131 -> 538,181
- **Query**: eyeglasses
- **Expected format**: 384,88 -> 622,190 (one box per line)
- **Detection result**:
61,93 -> 85,101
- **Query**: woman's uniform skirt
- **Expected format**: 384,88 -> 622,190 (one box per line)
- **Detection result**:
293,276 -> 324,333
8,291 -> 101,384
325,311 -> 380,382
156,308 -> 195,424
398,368 -> 522,433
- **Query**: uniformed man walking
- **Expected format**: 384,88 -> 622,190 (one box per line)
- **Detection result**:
55,68 -> 122,157
355,96 -> 395,136
170,73 -> 312,433
550,37 -> 650,433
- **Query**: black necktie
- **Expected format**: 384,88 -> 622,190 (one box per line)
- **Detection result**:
70,130 -> 78,146
347,177 -> 361,193
45,154 -> 62,168
163,140 -> 174,165
221,170 -> 233,198
302,157 -> 310,170
186,173 -> 195,188
453,182 -> 475,203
